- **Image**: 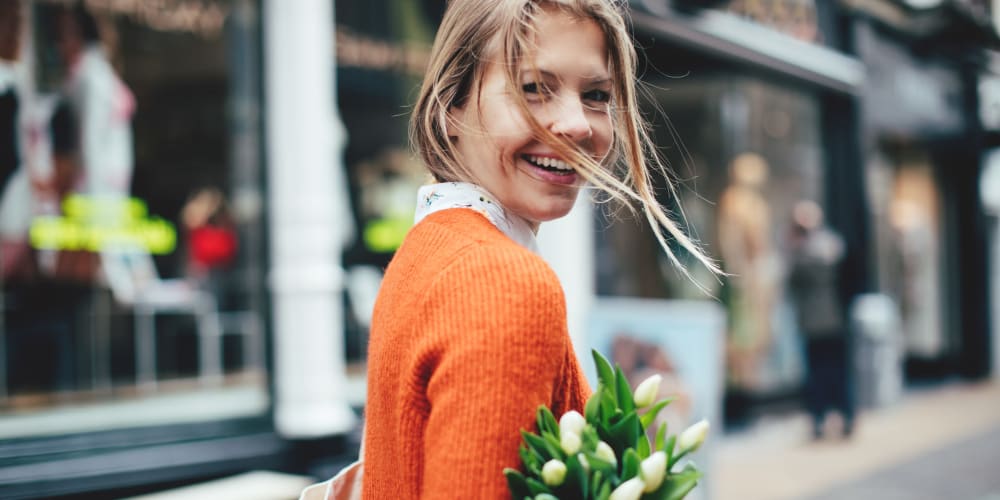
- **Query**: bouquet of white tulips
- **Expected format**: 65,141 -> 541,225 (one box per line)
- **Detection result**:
504,350 -> 709,500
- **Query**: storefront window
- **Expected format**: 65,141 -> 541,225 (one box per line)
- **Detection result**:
336,0 -> 437,374
870,143 -> 948,360
0,0 -> 267,437
596,74 -> 823,395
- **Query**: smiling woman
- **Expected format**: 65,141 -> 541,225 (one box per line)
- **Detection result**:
361,1 -> 720,499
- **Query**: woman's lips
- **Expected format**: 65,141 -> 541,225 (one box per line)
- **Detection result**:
518,154 -> 580,186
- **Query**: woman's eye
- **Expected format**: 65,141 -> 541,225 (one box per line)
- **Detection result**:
522,82 -> 552,100
584,89 -> 611,103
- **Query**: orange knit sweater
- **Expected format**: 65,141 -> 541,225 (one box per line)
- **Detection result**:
362,208 -> 591,500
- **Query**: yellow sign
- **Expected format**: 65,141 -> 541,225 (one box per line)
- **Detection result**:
363,213 -> 413,253
30,195 -> 177,254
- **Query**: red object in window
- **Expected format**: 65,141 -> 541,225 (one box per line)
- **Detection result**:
189,225 -> 238,268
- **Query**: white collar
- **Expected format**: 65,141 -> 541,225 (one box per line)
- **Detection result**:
414,182 -> 539,253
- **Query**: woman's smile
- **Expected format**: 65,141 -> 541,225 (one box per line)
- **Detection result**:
518,153 -> 580,186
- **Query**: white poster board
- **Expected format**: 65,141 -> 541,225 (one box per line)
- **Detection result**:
587,298 -> 725,500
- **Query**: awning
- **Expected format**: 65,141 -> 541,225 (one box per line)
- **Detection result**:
628,6 -> 866,95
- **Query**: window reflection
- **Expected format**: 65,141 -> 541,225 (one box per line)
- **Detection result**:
0,0 -> 267,436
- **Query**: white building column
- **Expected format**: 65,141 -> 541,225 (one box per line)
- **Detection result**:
264,0 -> 356,437
537,195 -> 595,381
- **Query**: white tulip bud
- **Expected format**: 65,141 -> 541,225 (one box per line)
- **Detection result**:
578,453 -> 590,473
632,374 -> 662,408
640,451 -> 667,492
594,441 -> 617,467
560,429 -> 582,455
559,410 -> 586,437
678,419 -> 710,455
541,459 -> 567,487
609,477 -> 646,500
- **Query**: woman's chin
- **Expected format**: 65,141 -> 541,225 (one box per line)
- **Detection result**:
522,200 -> 578,225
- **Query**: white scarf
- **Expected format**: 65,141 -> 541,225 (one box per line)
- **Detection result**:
414,182 -> 539,253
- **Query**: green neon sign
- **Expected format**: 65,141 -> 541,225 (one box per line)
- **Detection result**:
363,211 -> 414,253
29,195 -> 177,254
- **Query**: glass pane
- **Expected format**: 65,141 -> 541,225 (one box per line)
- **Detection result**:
871,143 -> 948,359
596,74 -> 822,395
336,0 -> 438,380
1,0 -> 267,437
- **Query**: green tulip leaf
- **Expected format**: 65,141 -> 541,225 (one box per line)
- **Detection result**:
564,453 -> 588,499
519,445 -> 542,476
622,448 -> 641,480
607,412 -> 640,456
504,468 -> 531,500
581,425 -> 599,451
597,480 -> 612,500
600,389 -> 617,427
649,468 -> 702,500
640,398 -> 675,430
538,406 -> 559,437
654,421 -> 668,453
522,431 -> 559,461
542,432 -> 563,457
585,388 -> 602,424
525,477 -> 552,496
592,349 -> 616,397
663,435 -> 676,465
589,470 -> 604,499
636,432 -> 651,459
581,450 -> 617,476
614,366 -> 635,414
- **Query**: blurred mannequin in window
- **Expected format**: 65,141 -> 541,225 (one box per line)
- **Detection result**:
717,152 -> 779,389
889,199 -> 942,358
53,2 -> 135,200
0,0 -> 31,279
788,199 -> 853,439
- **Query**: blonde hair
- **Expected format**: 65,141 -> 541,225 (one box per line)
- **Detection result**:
410,0 -> 720,279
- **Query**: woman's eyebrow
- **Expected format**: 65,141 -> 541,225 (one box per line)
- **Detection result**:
522,68 -> 612,85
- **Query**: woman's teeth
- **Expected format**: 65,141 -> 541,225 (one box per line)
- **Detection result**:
525,155 -> 573,172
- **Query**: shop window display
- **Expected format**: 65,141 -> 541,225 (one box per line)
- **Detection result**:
336,0 -> 438,372
0,1 -> 267,435
596,75 -> 823,404
871,144 -> 949,362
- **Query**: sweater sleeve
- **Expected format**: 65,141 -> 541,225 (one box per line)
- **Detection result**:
420,245 -> 570,499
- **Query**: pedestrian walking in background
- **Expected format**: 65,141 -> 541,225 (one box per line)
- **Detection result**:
52,1 -> 135,200
788,199 -> 856,439
358,0 -> 721,498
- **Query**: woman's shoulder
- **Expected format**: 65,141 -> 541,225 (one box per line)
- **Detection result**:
399,208 -> 550,272
431,212 -> 555,281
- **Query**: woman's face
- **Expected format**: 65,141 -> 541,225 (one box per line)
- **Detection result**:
450,8 -> 613,231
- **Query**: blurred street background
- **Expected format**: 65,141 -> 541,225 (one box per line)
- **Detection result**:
1,0 -> 999,499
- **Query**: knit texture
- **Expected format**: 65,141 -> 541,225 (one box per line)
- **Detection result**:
363,208 -> 591,500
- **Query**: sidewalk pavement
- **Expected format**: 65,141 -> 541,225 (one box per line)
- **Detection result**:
713,379 -> 1000,500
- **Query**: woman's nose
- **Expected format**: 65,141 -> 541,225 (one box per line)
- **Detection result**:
548,96 -> 593,142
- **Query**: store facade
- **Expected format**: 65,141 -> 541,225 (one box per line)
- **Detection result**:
845,0 -> 996,381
